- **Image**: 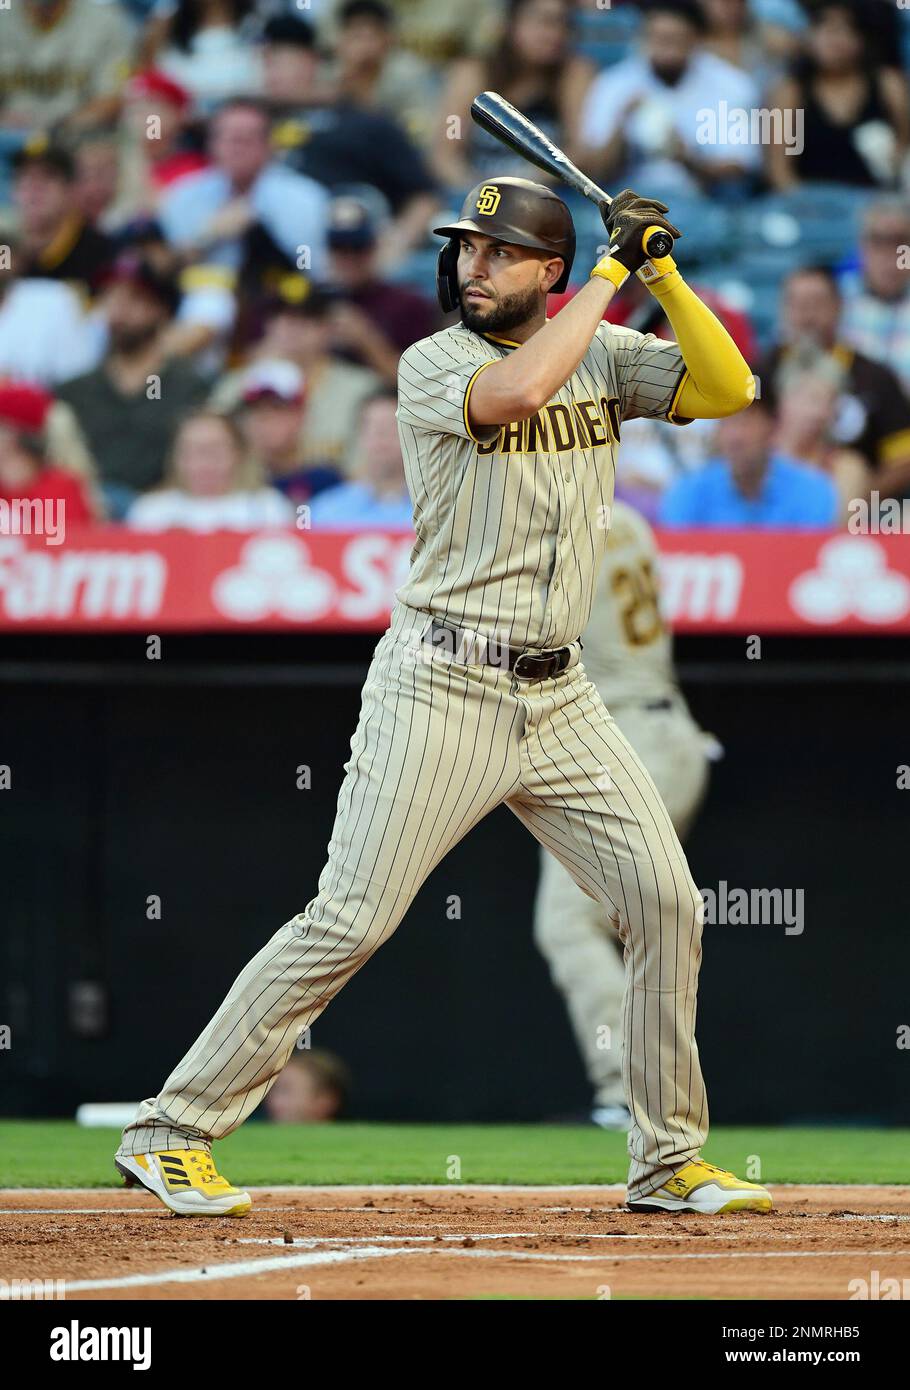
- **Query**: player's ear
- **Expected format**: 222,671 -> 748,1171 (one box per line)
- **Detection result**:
540,256 -> 563,293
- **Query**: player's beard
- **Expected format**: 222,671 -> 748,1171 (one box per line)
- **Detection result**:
460,282 -> 542,335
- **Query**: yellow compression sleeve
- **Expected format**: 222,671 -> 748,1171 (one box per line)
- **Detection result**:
644,262 -> 756,420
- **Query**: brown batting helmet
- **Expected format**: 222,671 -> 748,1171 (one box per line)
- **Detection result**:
433,176 -> 576,312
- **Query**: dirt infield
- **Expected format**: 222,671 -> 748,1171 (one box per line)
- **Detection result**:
2,1185 -> 909,1300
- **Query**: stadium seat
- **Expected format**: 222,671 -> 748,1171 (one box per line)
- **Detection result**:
741,185 -> 869,268
574,3 -> 641,69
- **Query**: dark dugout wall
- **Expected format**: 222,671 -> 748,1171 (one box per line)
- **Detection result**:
1,632 -> 908,1126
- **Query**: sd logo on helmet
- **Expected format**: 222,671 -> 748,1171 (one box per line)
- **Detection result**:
475,185 -> 502,215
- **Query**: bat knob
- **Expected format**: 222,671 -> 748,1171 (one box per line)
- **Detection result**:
642,226 -> 674,260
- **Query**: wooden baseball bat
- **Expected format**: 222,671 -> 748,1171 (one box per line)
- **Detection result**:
470,90 -> 674,261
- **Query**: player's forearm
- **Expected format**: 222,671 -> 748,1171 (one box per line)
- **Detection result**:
645,265 -> 755,419
469,276 -> 617,425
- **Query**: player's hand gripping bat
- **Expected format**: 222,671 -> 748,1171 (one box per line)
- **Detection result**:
470,90 -> 676,263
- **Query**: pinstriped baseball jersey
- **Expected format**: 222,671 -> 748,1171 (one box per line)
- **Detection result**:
395,322 -> 688,650
580,498 -> 678,705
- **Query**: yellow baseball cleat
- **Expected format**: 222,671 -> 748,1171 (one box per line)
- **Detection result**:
115,1149 -> 252,1217
627,1159 -> 773,1214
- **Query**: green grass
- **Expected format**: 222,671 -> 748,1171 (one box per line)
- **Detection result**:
1,1121 -> 908,1188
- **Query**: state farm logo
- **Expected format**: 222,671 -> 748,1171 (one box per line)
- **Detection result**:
658,551 -> 743,621
0,537 -> 165,619
212,535 -> 336,621
789,536 -> 910,625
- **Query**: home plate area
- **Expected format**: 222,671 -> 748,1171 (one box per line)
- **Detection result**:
2,1186 -> 910,1300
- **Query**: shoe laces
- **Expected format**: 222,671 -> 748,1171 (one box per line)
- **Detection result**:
187,1151 -> 222,1183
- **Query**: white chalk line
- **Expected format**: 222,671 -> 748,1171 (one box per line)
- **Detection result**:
4,1182 -> 908,1197
839,1214 -> 910,1223
0,1206 -> 304,1217
235,1232 -> 699,1246
1,1184 -> 634,1196
8,1244 -> 910,1296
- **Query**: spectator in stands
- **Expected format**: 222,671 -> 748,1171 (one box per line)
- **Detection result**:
235,359 -> 344,510
211,281 -> 379,477
660,398 -> 839,527
263,1049 -> 351,1124
262,16 -> 440,271
127,409 -> 293,531
699,0 -> 783,82
0,0 -> 133,132
578,0 -> 761,199
767,0 -> 909,191
111,218 -> 237,364
308,387 -> 413,528
157,97 -> 330,285
610,415 -> 720,525
842,198 -> 910,394
772,368 -> 869,518
57,255 -> 208,519
760,265 -> 910,498
431,0 -> 594,188
326,198 -> 437,385
321,0 -> 504,67
72,131 -> 124,233
0,236 -> 101,385
12,141 -> 116,292
119,70 -> 209,220
145,0 -> 262,110
0,383 -> 93,531
330,0 -> 438,147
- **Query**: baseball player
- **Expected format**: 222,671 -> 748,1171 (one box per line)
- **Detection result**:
534,497 -> 713,1132
115,177 -> 772,1216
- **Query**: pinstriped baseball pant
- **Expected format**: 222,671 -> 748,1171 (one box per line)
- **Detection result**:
534,702 -> 711,1110
119,600 -> 707,1201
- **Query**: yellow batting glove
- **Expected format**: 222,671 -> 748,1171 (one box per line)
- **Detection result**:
590,254 -> 631,290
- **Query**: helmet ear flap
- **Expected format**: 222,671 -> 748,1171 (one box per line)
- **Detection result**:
552,227 -> 575,295
436,239 -> 459,313
552,259 -> 571,295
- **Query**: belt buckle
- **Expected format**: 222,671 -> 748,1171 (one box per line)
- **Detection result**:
513,651 -> 548,681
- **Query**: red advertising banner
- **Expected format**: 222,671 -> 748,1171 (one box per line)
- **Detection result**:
0,527 -> 909,634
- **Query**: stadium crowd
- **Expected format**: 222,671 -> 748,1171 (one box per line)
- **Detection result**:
1,0 -> 910,533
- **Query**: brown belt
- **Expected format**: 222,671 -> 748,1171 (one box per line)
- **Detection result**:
423,618 -> 577,682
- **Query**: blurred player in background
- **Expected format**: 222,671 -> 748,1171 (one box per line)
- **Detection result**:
534,498 -> 713,1131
